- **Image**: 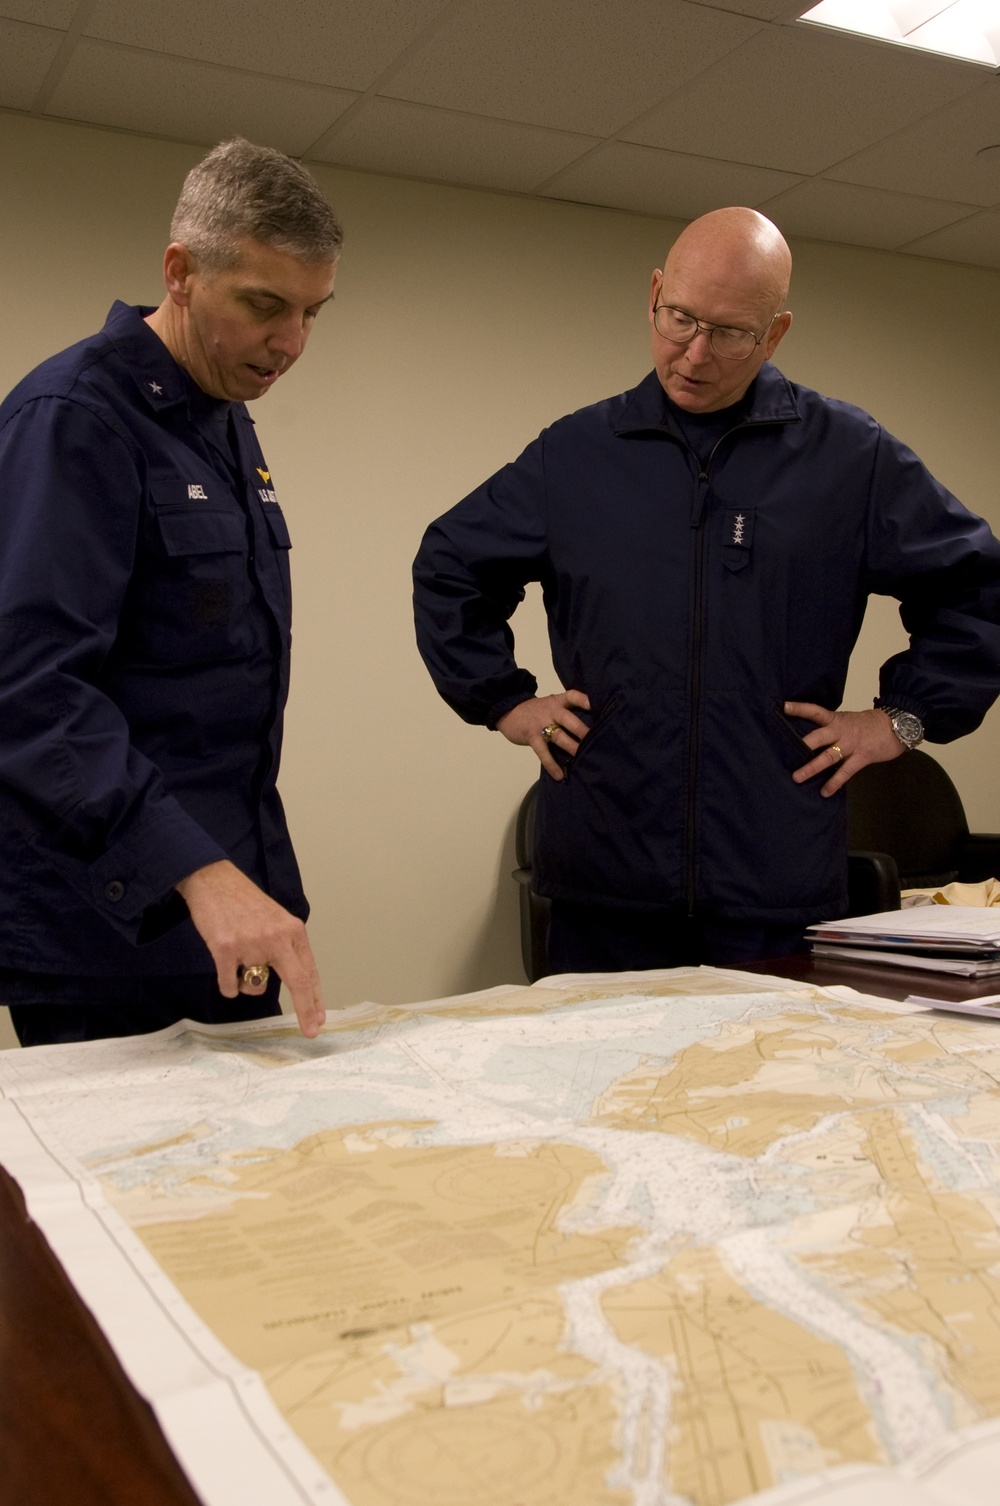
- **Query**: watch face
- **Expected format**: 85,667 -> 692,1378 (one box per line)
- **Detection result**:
893,711 -> 923,747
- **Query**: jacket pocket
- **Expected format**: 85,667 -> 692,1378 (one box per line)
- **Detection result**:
768,701 -> 813,774
135,503 -> 252,665
560,691 -> 622,781
722,506 -> 754,572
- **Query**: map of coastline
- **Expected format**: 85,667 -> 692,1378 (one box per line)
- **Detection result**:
5,969 -> 1000,1505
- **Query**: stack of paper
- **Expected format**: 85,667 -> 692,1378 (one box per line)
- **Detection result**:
807,905 -> 1000,976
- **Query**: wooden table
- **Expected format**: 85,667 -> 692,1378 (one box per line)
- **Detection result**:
1,955 -> 994,1506
0,1163 -> 202,1506
741,949 -> 1000,1004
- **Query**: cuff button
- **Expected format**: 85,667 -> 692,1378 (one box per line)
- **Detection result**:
105,880 -> 126,903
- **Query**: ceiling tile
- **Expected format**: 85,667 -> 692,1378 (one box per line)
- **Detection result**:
544,140 -> 803,220
86,0 -> 444,91
758,177 -> 980,250
384,0 -> 762,136
315,97 -> 600,193
902,209 -> 1000,270
826,79 -> 1000,208
45,40 -> 356,156
0,18 -> 64,110
0,0 -> 75,23
625,23 -> 984,175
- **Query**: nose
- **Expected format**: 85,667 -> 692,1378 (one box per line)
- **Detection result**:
266,315 -> 309,364
682,327 -> 714,365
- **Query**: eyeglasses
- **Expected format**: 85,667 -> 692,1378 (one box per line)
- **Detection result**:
653,303 -> 777,361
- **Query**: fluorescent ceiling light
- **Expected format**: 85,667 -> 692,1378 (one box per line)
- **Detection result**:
800,1 -> 1000,67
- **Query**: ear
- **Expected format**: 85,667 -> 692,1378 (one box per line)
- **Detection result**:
162,243 -> 198,307
765,310 -> 792,358
648,267 -> 664,327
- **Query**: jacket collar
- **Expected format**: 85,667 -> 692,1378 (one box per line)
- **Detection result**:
100,300 -> 192,412
100,300 -> 253,428
614,362 -> 801,438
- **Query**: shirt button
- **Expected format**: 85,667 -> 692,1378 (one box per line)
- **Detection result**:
105,880 -> 126,903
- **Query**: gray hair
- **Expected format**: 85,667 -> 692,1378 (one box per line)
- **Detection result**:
170,138 -> 343,270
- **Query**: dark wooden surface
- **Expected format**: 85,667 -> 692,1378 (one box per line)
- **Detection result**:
0,1163 -> 202,1506
741,950 -> 1000,1003
0,951 -> 991,1504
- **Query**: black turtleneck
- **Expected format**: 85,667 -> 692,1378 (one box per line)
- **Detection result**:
667,391 -> 749,468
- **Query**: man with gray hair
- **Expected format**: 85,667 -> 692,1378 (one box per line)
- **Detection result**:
0,139 -> 341,1045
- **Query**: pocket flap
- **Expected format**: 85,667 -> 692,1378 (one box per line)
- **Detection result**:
155,507 -> 247,557
262,502 -> 292,550
722,506 -> 754,572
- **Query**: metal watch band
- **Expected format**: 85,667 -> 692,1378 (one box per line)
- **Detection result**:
879,705 -> 924,749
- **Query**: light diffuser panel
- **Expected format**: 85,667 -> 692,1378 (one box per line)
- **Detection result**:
800,0 -> 1000,66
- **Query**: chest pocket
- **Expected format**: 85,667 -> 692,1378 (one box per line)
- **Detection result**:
721,505 -> 754,573
132,500 -> 255,665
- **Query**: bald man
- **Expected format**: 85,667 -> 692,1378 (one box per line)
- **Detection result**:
413,208 -> 1000,974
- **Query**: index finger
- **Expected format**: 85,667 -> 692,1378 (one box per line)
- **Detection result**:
783,701 -> 832,727
278,939 -> 326,1039
559,689 -> 591,712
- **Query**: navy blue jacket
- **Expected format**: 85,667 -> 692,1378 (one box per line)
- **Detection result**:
413,366 -> 1000,922
0,302 -> 306,974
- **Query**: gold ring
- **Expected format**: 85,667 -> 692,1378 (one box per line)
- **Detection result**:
239,964 -> 271,989
541,723 -> 561,743
830,744 -> 843,761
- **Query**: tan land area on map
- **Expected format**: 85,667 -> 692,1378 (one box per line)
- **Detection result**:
592,1006 -> 1000,1155
121,1132 -> 637,1506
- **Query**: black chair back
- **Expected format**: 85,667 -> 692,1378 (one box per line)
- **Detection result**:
513,783 -> 550,982
847,749 -> 968,889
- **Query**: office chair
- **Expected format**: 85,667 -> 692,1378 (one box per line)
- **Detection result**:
846,747 -> 1000,898
513,751 -> 1000,980
513,784 -> 551,984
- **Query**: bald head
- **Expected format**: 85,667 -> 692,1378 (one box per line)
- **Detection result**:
665,207 -> 791,310
648,207 -> 793,413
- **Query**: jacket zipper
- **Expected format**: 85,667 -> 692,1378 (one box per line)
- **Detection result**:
682,425 -> 749,916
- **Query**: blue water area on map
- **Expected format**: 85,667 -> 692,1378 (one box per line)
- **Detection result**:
905,1103 -> 986,1193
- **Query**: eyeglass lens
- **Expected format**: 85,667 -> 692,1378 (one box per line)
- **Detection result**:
654,305 -> 757,359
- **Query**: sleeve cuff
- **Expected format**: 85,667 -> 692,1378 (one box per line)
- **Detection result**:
47,797 -> 227,942
874,694 -> 928,722
487,691 -> 538,731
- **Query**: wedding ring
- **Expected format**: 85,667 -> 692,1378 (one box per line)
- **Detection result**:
541,723 -> 561,743
239,964 -> 271,989
829,744 -> 843,761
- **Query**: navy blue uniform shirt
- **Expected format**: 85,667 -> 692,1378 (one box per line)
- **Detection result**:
0,301 -> 307,975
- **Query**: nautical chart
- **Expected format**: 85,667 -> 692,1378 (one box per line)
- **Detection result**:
3,967 -> 1000,1506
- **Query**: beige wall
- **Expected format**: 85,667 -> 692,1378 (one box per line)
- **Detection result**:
1,111 -> 999,1047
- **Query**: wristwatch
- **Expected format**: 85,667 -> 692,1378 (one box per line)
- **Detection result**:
878,705 -> 924,750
